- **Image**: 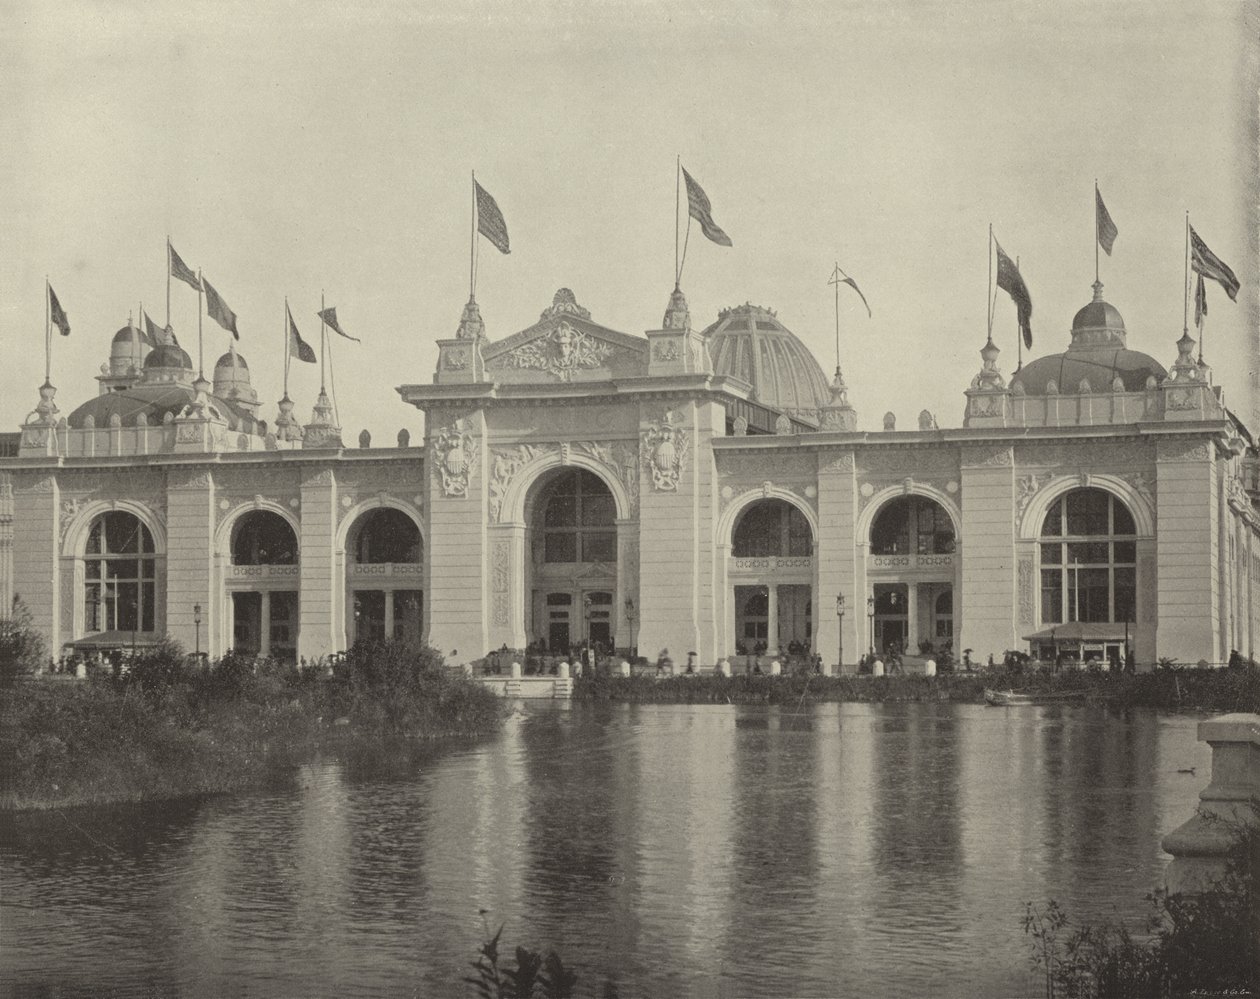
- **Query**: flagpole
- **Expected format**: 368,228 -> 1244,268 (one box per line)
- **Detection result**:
1094,180 -> 1100,285
1016,257 -> 1023,371
320,291 -> 327,393
196,269 -> 204,380
44,277 -> 51,385
1183,212 -> 1190,337
674,157 -> 681,288
165,238 -> 171,328
987,224 -> 994,342
283,299 -> 290,398
470,170 -> 476,300
834,262 -> 841,375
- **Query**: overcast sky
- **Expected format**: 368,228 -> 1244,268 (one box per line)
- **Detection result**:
2,1 -> 1256,442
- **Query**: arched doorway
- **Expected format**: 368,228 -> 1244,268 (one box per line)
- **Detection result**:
525,468 -> 617,657
227,510 -> 299,660
82,511 -> 158,638
345,507 -> 424,648
729,498 -> 815,657
867,495 -> 957,657
1033,487 -> 1136,665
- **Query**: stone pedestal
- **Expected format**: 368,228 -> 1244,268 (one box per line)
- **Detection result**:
1162,712 -> 1260,894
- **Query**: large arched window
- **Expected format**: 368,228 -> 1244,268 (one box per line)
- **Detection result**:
1039,488 -> 1136,624
231,511 -> 298,565
351,508 -> 422,564
85,512 -> 156,633
539,470 -> 616,563
871,497 -> 956,555
732,499 -> 813,557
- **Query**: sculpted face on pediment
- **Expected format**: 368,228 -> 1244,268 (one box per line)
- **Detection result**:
486,321 -> 639,382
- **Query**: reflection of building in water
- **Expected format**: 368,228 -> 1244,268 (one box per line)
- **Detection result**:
4,280 -> 1258,667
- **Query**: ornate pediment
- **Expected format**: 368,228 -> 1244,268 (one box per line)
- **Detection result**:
483,290 -> 646,382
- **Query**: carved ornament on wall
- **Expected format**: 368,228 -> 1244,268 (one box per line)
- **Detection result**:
433,418 -> 479,498
640,411 -> 690,492
489,322 -> 615,382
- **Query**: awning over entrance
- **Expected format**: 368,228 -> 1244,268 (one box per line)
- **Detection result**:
66,630 -> 164,652
1022,622 -> 1129,642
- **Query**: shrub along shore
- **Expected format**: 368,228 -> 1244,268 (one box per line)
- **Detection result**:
572,665 -> 1260,713
0,640 -> 504,813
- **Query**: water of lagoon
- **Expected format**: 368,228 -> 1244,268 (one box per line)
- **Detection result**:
1,702 -> 1211,998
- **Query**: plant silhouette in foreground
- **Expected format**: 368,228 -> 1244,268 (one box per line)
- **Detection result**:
465,922 -> 577,999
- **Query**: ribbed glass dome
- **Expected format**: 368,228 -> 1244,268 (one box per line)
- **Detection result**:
702,304 -> 831,417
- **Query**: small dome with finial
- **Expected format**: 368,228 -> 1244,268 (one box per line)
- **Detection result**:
213,343 -> 259,410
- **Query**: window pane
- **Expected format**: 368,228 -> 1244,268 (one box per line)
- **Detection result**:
107,559 -> 139,580
1114,567 -> 1136,623
1066,489 -> 1109,535
1042,499 -> 1063,537
86,560 -> 101,580
1041,569 -> 1063,624
581,533 -> 616,563
544,533 -> 577,563
1067,542 -> 1109,564
1112,501 -> 1136,535
142,582 -> 155,632
1070,567 -> 1110,622
582,494 -> 615,526
871,501 -> 911,555
545,496 -> 576,528
115,582 -> 139,631
86,522 -> 103,555
546,593 -> 572,606
1040,543 -> 1062,565
1113,541 -> 1136,563
85,584 -> 101,631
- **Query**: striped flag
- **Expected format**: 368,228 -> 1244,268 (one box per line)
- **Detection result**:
203,277 -> 240,340
317,306 -> 360,342
681,166 -> 732,246
48,284 -> 70,337
474,180 -> 510,254
1189,225 -> 1240,301
169,242 -> 201,291
995,239 -> 1033,349
1095,187 -> 1118,255
288,304 -> 316,363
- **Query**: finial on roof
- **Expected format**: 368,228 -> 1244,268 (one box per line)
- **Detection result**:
1091,279 -> 1105,303
455,296 -> 486,341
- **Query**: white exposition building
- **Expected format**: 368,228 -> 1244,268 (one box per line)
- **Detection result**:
1,276 -> 1257,670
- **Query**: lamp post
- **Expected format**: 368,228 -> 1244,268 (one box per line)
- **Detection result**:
194,603 -> 202,662
835,593 -> 845,673
867,594 -> 875,657
625,597 -> 637,660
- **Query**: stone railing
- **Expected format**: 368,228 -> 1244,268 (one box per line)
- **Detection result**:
729,555 -> 815,576
1162,713 -> 1260,894
868,553 -> 955,571
225,563 -> 300,582
348,562 -> 424,580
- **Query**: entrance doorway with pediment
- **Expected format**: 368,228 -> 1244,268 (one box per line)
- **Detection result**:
525,468 -> 619,657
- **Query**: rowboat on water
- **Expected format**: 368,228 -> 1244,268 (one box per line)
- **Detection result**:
984,688 -> 1089,706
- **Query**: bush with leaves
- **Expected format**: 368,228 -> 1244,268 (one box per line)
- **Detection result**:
0,596 -> 47,679
465,924 -> 577,999
1025,819 -> 1258,998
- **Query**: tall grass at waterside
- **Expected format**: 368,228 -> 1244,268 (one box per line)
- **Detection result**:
0,639 -> 504,812
573,665 -> 1260,712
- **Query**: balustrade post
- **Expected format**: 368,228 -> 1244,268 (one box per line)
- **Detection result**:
1162,713 -> 1260,895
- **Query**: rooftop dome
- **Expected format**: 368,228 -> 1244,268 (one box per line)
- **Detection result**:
215,349 -> 248,371
143,343 -> 194,370
702,304 -> 831,417
65,381 -> 256,432
112,323 -> 145,345
1010,282 -> 1166,395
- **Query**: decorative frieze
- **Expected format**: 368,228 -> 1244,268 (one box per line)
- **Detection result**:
717,451 -> 812,481
857,449 -> 958,474
490,443 -> 555,521
640,412 -> 690,492
491,539 -> 510,626
962,445 -> 1013,467
1017,439 -> 1149,468
487,322 -> 622,382
1017,556 -> 1034,625
1157,439 -> 1212,463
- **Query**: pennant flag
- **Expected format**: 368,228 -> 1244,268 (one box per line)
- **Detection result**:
840,275 -> 871,317
681,166 -> 732,246
1194,273 -> 1208,328
202,277 -> 240,340
317,306 -> 360,343
48,284 -> 70,337
995,239 -> 1033,349
474,180 -> 511,254
288,305 -> 316,363
1189,225 -> 1240,301
1096,188 -> 1118,256
169,242 -> 201,291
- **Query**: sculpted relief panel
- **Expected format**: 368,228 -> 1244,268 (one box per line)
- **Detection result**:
487,323 -> 629,382
640,412 -> 690,492
488,439 -> 640,522
432,418 -> 479,498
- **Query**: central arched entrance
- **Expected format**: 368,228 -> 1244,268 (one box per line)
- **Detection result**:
727,497 -> 816,659
867,494 -> 958,658
524,468 -> 618,657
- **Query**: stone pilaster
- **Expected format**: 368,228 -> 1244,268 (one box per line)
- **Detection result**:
165,468 -> 215,657
958,444 -> 1016,662
12,473 -> 59,660
816,449 -> 858,671
298,467 -> 338,660
1156,438 -> 1220,663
